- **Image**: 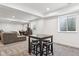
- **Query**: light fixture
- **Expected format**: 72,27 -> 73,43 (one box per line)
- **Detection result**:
12,16 -> 15,18
7,18 -> 29,23
46,8 -> 50,11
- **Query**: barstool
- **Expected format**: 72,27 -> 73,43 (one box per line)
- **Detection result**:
43,40 -> 50,43
43,41 -> 53,56
31,40 -> 40,56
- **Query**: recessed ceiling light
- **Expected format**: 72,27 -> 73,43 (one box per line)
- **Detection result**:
46,8 -> 50,11
12,16 -> 15,18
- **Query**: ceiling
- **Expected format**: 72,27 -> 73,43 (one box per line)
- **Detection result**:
4,3 -> 69,14
0,4 -> 38,24
0,3 -> 79,23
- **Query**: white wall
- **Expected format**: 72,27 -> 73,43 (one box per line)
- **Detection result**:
31,19 -> 44,34
31,14 -> 79,48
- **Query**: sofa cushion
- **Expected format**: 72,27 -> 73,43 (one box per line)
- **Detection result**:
17,36 -> 26,41
1,32 -> 17,44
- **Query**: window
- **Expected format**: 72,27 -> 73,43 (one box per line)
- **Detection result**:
58,15 -> 76,32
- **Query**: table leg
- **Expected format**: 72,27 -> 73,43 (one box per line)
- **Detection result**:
28,36 -> 31,54
51,36 -> 53,55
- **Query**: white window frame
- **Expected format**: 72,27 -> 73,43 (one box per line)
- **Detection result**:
58,15 -> 77,32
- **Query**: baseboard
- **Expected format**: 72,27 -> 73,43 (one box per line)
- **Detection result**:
53,42 -> 79,49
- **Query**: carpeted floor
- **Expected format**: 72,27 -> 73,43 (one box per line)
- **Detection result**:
0,40 -> 79,56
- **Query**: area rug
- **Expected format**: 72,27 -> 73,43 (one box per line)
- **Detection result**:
0,40 -> 29,56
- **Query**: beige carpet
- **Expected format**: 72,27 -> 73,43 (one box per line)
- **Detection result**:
0,40 -> 29,56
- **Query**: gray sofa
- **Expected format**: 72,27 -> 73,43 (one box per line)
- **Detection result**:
0,30 -> 3,40
1,32 -> 26,44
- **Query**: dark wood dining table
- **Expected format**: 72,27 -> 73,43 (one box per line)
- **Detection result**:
28,34 -> 53,56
